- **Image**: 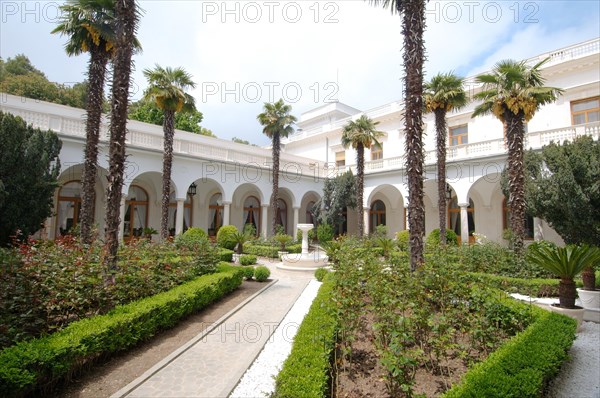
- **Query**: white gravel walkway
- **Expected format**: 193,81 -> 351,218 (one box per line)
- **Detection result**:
229,279 -> 322,398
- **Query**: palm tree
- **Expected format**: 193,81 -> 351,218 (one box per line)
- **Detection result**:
142,65 -> 196,240
52,0 -> 116,244
368,0 -> 427,271
473,59 -> 562,256
104,0 -> 139,272
424,72 -> 468,245
257,99 -> 297,236
341,115 -> 384,237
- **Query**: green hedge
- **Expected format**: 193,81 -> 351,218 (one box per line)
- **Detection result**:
443,307 -> 576,397
0,264 -> 243,397
465,272 -> 560,297
244,243 -> 302,258
219,248 -> 234,262
274,273 -> 337,397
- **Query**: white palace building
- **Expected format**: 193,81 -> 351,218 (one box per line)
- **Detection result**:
1,38 -> 599,245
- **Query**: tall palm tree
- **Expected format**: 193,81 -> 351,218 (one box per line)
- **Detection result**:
142,65 -> 196,240
341,115 -> 384,237
52,0 -> 116,244
368,0 -> 426,271
257,99 -> 297,236
473,59 -> 562,256
424,72 -> 467,245
104,0 -> 139,272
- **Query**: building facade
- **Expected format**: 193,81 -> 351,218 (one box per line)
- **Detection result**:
1,38 -> 598,245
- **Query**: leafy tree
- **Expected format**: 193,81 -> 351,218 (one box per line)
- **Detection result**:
424,72 -> 468,244
104,0 -> 139,271
0,58 -> 5,81
341,115 -> 384,236
369,0 -> 427,271
257,99 -> 297,236
142,64 -> 197,240
473,59 -> 562,256
232,136 -> 250,145
2,54 -> 45,77
525,136 -> 600,246
200,127 -> 216,137
314,171 -> 357,230
129,99 -> 205,134
52,0 -> 121,244
0,112 -> 62,245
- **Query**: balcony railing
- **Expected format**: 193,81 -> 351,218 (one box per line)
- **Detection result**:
0,93 -> 329,179
336,121 -> 600,176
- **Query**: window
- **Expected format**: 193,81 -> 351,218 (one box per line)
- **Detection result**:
571,97 -> 599,125
502,198 -> 534,240
449,125 -> 468,146
168,191 -> 193,236
124,185 -> 149,240
335,151 -> 345,167
56,181 -> 83,237
371,144 -> 383,160
370,200 -> 386,231
243,196 -> 261,236
209,193 -> 224,236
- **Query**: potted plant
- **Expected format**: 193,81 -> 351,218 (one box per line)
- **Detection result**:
527,244 -> 600,329
577,247 -> 600,311
142,227 -> 158,241
231,231 -> 250,264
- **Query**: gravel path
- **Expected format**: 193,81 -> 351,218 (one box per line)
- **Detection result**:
230,279 -> 322,398
547,321 -> 600,398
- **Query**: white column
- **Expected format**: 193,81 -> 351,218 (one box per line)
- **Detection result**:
534,217 -> 544,241
292,207 -> 300,237
458,202 -> 469,245
363,207 -> 370,236
175,198 -> 185,235
118,196 -> 127,242
261,204 -> 269,238
222,201 -> 231,226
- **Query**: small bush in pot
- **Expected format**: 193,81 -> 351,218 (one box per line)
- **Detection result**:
527,244 -> 600,308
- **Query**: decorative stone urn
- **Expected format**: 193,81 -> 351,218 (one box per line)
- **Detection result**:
548,304 -> 585,331
577,288 -> 600,310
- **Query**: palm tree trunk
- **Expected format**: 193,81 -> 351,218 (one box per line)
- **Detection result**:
161,110 -> 175,240
504,111 -> 526,257
271,133 -> 280,236
104,0 -> 137,273
403,0 -> 426,271
80,48 -> 109,244
435,108 -> 448,246
356,143 -> 365,237
559,277 -> 577,308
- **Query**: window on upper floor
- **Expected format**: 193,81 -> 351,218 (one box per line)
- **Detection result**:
335,151 -> 345,167
449,125 -> 468,146
571,97 -> 599,125
371,143 -> 383,160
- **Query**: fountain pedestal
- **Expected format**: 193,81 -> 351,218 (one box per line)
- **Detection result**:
277,223 -> 329,271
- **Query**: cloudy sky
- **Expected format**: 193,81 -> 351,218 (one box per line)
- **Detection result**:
1,1 -> 599,146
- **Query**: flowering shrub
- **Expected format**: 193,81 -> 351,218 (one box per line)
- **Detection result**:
0,236 -> 220,349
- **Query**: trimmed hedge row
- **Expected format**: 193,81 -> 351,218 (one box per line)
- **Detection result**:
0,264 -> 243,397
465,272 -> 560,297
274,273 -> 337,398
443,306 -> 577,397
243,243 -> 302,258
219,248 -> 234,262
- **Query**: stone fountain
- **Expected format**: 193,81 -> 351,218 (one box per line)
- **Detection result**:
277,223 -> 329,271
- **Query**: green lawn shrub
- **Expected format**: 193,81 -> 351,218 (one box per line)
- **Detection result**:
239,254 -> 257,266
216,225 -> 238,250
253,266 -> 271,282
443,309 -> 577,398
218,248 -> 234,262
465,272 -> 559,297
395,230 -> 409,251
0,264 -> 243,397
241,266 -> 255,280
173,227 -> 207,250
426,228 -> 459,247
314,267 -> 328,282
274,273 -> 337,397
316,224 -> 334,243
243,243 -> 301,258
